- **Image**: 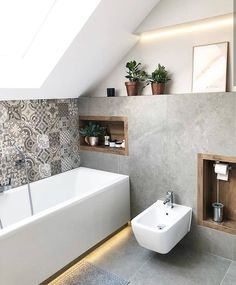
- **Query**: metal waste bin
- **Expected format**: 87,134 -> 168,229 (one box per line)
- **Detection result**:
212,202 -> 224,223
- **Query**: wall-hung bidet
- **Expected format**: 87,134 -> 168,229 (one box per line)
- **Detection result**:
131,193 -> 192,254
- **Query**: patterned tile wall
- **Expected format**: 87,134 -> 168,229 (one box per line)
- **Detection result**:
0,99 -> 80,188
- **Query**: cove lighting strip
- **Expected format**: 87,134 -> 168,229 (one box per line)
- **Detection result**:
140,14 -> 233,41
48,227 -> 131,284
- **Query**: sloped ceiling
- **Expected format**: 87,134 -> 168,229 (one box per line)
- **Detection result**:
0,0 -> 160,100
136,0 -> 233,33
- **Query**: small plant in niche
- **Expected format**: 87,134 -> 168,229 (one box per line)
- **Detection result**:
79,121 -> 105,146
125,60 -> 147,96
147,64 -> 171,95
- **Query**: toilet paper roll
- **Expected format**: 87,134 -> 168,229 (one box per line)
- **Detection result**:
217,173 -> 229,181
214,163 -> 228,175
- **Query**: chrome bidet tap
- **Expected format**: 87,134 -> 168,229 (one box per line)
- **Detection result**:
163,191 -> 174,208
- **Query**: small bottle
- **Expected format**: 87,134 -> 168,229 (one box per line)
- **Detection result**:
121,140 -> 125,148
104,127 -> 110,146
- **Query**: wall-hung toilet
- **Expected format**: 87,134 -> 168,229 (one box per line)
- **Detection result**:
131,200 -> 192,254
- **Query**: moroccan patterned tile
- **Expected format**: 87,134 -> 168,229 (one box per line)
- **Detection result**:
60,130 -> 72,145
26,154 -> 40,182
37,149 -> 51,164
2,101 -> 21,122
71,143 -> 79,154
21,100 -> 39,126
61,157 -> 73,172
72,156 -> 80,169
10,168 -> 27,187
7,104 -> 21,121
69,117 -> 79,128
58,103 -> 69,118
59,117 -> 70,130
2,133 -> 17,149
49,131 -> 60,144
21,100 -> 49,131
21,125 -> 38,153
37,134 -> 49,149
68,99 -> 79,116
60,144 -> 73,159
49,137 -> 61,160
48,116 -> 60,133
0,104 -> 9,123
0,161 -> 13,177
24,136 -> 38,154
0,98 -> 80,188
46,100 -> 59,119
3,121 -> 22,141
50,160 -> 62,175
35,116 -> 49,134
50,147 -> 61,162
70,128 -> 79,141
39,163 -> 51,178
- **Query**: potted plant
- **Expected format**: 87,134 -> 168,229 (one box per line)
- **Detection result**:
79,122 -> 105,146
147,64 -> 171,95
125,60 -> 147,96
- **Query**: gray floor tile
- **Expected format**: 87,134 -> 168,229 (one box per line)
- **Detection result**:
49,261 -> 128,285
221,262 -> 236,285
84,227 -> 153,279
129,245 -> 231,285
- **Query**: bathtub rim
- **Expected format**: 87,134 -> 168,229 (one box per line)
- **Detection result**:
0,168 -> 129,241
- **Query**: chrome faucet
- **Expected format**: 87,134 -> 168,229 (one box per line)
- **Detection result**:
1,141 -> 34,216
13,143 -> 34,216
163,191 -> 174,208
0,178 -> 12,193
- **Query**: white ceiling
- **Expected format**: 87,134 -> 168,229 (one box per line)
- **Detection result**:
0,0 -> 160,99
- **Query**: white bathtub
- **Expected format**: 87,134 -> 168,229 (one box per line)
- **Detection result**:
0,167 -> 130,285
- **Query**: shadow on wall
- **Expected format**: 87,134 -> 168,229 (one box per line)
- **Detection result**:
0,99 -> 80,188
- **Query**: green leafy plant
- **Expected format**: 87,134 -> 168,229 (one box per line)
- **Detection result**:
79,122 -> 105,137
147,64 -> 171,84
125,60 -> 148,82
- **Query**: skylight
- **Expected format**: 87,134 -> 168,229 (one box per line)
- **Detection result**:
0,0 -> 101,88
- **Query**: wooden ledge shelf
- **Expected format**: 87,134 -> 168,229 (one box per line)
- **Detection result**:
202,219 -> 236,235
79,116 -> 128,156
79,92 -> 235,99
198,153 -> 236,235
80,145 -> 126,156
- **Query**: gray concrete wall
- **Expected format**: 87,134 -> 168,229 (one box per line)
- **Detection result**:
78,93 -> 236,260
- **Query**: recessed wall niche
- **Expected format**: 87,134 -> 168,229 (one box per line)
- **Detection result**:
79,116 -> 128,156
198,153 -> 236,235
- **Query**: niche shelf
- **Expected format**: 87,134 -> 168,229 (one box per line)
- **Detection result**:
198,153 -> 236,235
79,116 -> 128,156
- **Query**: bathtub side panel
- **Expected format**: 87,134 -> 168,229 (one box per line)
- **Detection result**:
0,185 -> 31,227
0,178 -> 130,285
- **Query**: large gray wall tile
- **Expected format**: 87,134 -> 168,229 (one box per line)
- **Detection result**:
80,151 -> 119,173
233,236 -> 236,261
221,262 -> 236,285
77,97 -> 89,115
78,93 -> 236,259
